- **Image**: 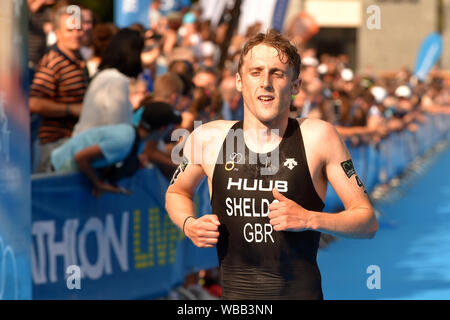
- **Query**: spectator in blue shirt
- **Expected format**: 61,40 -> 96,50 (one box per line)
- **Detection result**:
51,102 -> 181,197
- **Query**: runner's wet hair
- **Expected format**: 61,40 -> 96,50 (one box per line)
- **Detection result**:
238,29 -> 301,80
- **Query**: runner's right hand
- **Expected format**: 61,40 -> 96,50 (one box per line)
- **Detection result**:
184,214 -> 220,248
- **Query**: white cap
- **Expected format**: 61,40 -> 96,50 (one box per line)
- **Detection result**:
370,86 -> 387,104
340,68 -> 354,82
199,41 -> 216,57
317,64 -> 328,74
302,56 -> 319,67
395,85 -> 412,98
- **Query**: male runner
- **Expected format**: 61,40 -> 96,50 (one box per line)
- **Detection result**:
166,30 -> 378,299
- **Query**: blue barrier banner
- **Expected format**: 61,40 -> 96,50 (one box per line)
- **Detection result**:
0,0 -> 31,300
414,32 -> 443,81
32,168 -> 218,299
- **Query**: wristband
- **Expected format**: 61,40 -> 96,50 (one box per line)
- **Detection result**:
182,216 -> 195,235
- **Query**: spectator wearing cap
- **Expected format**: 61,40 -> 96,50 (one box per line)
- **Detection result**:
367,86 -> 389,140
395,85 -> 413,115
196,41 -> 220,68
178,11 -> 200,49
50,102 -> 181,197
394,85 -> 425,132
73,28 -> 144,136
340,68 -> 356,94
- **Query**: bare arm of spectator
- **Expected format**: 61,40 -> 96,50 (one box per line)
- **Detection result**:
162,29 -> 177,56
181,111 -> 195,131
420,95 -> 450,114
367,116 -> 389,141
73,144 -> 128,197
141,47 -> 160,68
386,117 -> 406,132
28,0 -> 51,13
421,101 -> 450,114
335,125 -> 377,137
143,140 -> 178,168
29,97 -> 82,117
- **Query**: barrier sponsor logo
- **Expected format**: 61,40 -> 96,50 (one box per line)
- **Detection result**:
32,207 -> 185,286
32,213 -> 129,284
132,208 -> 183,269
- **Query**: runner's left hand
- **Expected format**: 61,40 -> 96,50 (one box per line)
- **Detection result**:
268,188 -> 317,232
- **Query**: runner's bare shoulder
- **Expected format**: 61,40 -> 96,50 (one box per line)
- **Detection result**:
297,117 -> 339,140
184,120 -> 238,171
295,117 -> 342,158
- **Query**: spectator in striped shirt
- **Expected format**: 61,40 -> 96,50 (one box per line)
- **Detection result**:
30,5 -> 89,173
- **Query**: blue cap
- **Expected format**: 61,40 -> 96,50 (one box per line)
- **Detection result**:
182,12 -> 196,24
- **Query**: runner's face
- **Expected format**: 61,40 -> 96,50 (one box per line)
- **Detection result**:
236,44 -> 300,124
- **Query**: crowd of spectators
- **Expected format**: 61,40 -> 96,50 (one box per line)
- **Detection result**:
28,0 -> 450,299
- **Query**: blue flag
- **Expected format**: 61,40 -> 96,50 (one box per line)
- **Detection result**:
414,32 -> 443,81
114,0 -> 192,28
271,0 -> 290,32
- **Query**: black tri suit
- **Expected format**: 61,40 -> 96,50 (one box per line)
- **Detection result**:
211,118 -> 325,299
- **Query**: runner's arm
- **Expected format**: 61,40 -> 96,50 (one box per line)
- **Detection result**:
313,122 -> 378,238
165,128 -> 221,248
165,130 -> 206,230
269,120 -> 378,238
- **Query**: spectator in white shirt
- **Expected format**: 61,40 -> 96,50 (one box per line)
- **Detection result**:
73,28 -> 144,136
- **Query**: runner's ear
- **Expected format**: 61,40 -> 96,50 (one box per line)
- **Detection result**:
236,72 -> 242,92
291,77 -> 301,95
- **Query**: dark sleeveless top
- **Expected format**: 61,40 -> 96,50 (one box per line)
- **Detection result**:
211,118 -> 325,300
